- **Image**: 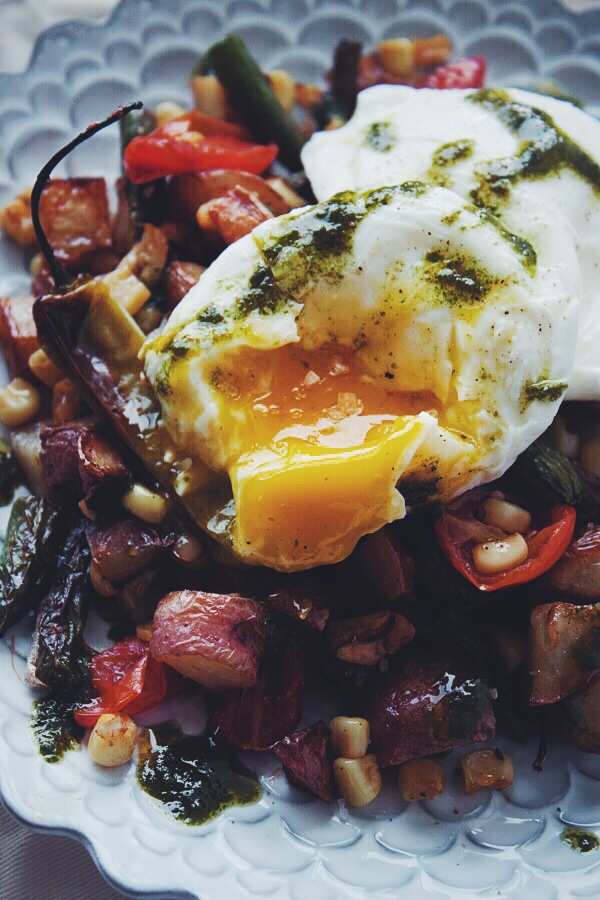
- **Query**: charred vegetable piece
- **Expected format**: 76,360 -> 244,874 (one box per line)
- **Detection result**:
150,590 -> 268,691
40,423 -> 84,501
546,526 -> 600,598
273,721 -> 336,802
363,655 -> 495,767
265,577 -> 330,631
0,438 -> 18,505
197,185 -> 274,245
0,294 -> 39,377
39,178 -> 112,269
315,38 -> 363,128
552,672 -> 600,752
435,489 -> 576,592
10,425 -> 46,497
78,426 -> 130,506
34,280 -> 233,545
203,35 -> 304,171
211,639 -> 304,750
328,611 -> 414,666
27,513 -> 91,689
509,438 -> 582,506
0,496 -> 69,636
74,636 -> 184,729
529,602 -> 600,705
117,106 -> 168,248
86,517 -> 167,585
355,527 -> 415,603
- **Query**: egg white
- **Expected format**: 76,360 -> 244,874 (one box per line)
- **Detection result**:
302,85 -> 600,400
143,182 -> 578,571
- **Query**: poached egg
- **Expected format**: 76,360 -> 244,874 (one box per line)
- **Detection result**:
302,86 -> 600,400
143,182 -> 577,571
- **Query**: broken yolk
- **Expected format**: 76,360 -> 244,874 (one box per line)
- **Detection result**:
205,344 -> 437,569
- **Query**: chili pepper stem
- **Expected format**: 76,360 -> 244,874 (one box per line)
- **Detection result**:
30,100 -> 143,292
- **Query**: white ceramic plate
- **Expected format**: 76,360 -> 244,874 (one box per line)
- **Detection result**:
1,1 -> 600,897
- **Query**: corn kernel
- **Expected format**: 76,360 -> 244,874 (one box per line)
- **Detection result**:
472,533 -> 528,575
377,38 -> 415,76
190,74 -> 227,119
461,748 -> 514,795
333,754 -> 382,807
88,713 -> 138,767
398,758 -> 444,802
267,70 -> 295,111
480,497 -> 531,534
329,717 -> 370,759
154,100 -> 187,128
0,377 -> 41,426
28,348 -> 63,387
122,483 -> 168,525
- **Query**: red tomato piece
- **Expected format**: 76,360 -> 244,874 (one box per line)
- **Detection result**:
154,110 -> 250,141
422,55 -> 486,90
124,133 -> 278,184
74,637 -> 184,728
435,490 -> 576,592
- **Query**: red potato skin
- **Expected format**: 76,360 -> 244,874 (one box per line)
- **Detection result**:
150,590 -> 268,692
38,178 -> 112,267
273,721 -> 336,803
86,518 -> 167,584
0,295 -> 39,377
210,639 -> 304,750
363,655 -> 495,767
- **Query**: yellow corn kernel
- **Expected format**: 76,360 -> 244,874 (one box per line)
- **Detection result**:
267,70 -> 295,111
190,74 -> 228,119
333,754 -> 382,807
547,414 -> 580,459
172,532 -> 208,569
0,190 -> 35,246
480,497 -> 531,534
461,748 -> 514,795
377,38 -> 415,76
0,377 -> 41,426
28,348 -> 63,387
52,378 -> 83,423
580,435 -> 600,478
266,177 -> 306,209
329,717 -> 370,759
472,533 -> 528,575
103,270 -> 151,316
88,713 -> 138,767
122,483 -> 168,525
398,758 -> 444,802
154,100 -> 187,128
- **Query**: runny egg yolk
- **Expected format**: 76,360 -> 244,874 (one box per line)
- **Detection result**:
203,343 -> 436,568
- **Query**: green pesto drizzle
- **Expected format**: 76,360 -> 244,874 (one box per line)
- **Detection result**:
363,121 -> 397,152
520,378 -> 568,412
560,827 -> 600,854
422,249 -> 494,306
427,139 -> 474,187
31,681 -> 89,764
137,723 -> 261,825
425,674 -> 491,743
237,264 -> 290,317
468,88 -> 600,209
472,207 -> 537,274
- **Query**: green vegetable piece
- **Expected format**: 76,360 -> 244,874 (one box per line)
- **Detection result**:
203,34 -> 305,171
0,438 -> 18,505
29,514 -> 91,689
0,496 -> 69,637
560,827 -> 600,854
119,106 -> 167,243
510,438 -> 582,506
